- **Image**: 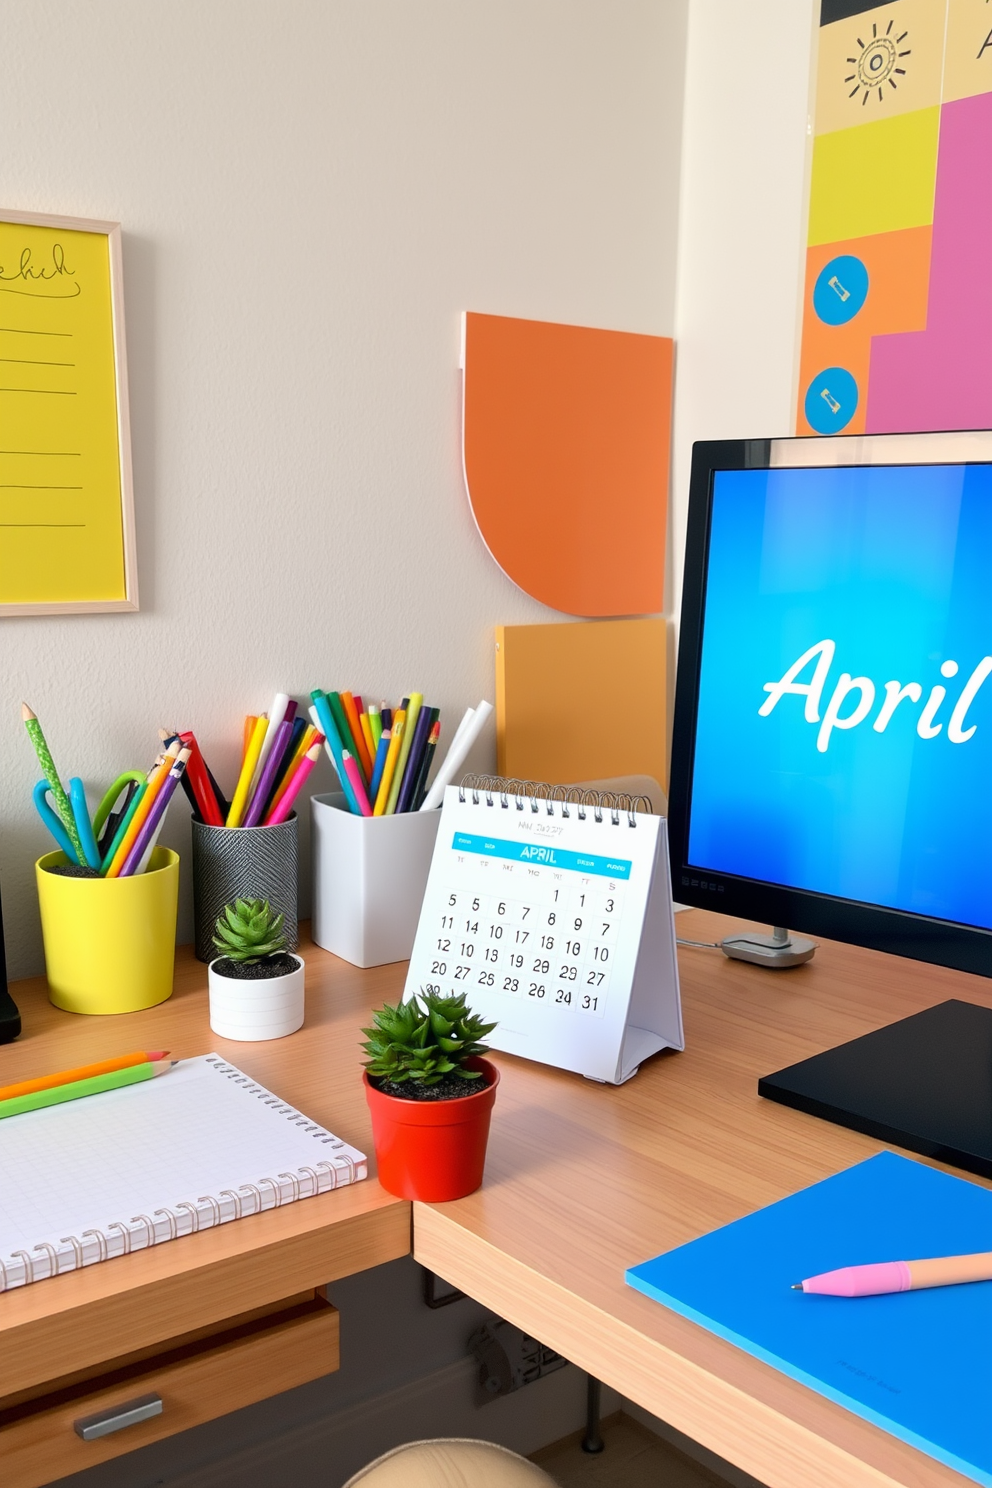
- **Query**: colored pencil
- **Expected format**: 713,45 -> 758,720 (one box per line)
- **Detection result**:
368,705 -> 383,751
309,693 -> 361,815
405,708 -> 439,811
100,780 -> 148,874
263,716 -> 308,814
21,704 -> 85,865
395,700 -> 432,814
0,1051 -> 169,1103
359,710 -> 376,768
328,692 -> 361,765
242,715 -> 258,764
341,749 -> 373,816
178,731 -> 225,826
0,1059 -> 176,1121
373,712 -> 406,815
412,719 -> 441,809
252,693 -> 292,789
242,717 -> 293,828
369,728 -> 391,802
105,742 -> 180,877
120,748 -> 190,876
381,705 -> 393,731
97,780 -> 138,855
227,714 -> 268,827
266,743 -> 320,825
387,693 -> 422,814
263,726 -> 320,824
340,692 -> 374,782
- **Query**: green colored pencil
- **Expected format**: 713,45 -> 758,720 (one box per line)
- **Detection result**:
0,1058 -> 175,1121
22,702 -> 86,865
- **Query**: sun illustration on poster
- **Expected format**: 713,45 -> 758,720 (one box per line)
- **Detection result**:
845,17 -> 910,105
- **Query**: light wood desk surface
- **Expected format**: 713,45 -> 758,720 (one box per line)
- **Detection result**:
2,915 -> 987,1488
0,935 -> 409,1405
415,909 -> 991,1488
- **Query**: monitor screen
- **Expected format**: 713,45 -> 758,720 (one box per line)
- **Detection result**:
670,435 -> 992,978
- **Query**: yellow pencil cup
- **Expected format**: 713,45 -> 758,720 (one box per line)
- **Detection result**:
36,848 -> 180,1015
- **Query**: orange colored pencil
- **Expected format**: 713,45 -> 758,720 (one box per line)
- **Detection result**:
359,710 -> 376,767
105,741 -> 180,878
340,692 -> 374,783
0,1051 -> 170,1103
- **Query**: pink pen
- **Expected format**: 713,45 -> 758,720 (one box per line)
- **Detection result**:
340,749 -> 372,816
794,1251 -> 992,1296
264,742 -> 320,825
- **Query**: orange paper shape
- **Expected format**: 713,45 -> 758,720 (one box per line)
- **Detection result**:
496,618 -> 667,790
462,312 -> 672,617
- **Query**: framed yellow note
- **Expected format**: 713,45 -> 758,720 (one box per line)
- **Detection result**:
0,210 -> 136,615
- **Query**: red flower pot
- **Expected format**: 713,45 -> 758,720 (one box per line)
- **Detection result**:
364,1056 -> 499,1201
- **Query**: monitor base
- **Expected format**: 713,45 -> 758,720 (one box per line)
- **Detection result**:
720,927 -> 816,970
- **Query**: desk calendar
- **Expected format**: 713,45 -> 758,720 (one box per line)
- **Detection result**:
404,780 -> 683,1084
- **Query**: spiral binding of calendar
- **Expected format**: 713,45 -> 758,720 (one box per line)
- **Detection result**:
0,1056 -> 361,1292
458,775 -> 653,826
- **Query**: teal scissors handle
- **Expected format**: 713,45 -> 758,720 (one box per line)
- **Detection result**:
33,779 -> 80,864
69,778 -> 102,870
93,771 -> 147,839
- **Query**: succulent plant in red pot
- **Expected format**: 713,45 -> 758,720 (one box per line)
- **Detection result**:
362,990 -> 498,1200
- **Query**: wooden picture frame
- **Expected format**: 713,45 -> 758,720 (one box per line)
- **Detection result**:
0,209 -> 137,616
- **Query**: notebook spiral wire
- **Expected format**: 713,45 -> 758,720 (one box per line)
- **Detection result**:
0,1057 -> 360,1291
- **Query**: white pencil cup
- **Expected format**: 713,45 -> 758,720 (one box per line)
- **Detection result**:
311,793 -> 441,967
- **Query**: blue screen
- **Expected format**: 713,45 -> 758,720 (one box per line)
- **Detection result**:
688,463 -> 992,932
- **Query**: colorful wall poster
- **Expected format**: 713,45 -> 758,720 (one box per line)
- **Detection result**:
798,0 -> 992,436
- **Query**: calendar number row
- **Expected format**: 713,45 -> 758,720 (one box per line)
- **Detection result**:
423,975 -> 604,1016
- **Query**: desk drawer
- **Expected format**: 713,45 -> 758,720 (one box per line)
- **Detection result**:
0,1291 -> 339,1488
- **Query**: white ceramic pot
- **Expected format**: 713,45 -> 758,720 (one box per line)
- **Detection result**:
207,955 -> 305,1041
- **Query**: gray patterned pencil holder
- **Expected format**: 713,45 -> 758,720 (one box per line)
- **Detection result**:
191,815 -> 299,962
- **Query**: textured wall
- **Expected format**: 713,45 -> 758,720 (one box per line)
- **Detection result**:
0,0 -> 688,976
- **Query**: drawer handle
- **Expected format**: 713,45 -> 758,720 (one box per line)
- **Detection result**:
74,1392 -> 163,1441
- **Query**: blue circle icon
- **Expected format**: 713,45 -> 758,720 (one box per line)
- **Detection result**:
804,367 -> 859,434
813,255 -> 869,325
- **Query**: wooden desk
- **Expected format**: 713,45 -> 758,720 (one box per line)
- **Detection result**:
415,909 -> 990,1488
3,915 -> 987,1488
0,933 -> 409,1488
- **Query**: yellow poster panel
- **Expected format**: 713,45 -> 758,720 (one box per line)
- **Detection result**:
0,211 -> 136,614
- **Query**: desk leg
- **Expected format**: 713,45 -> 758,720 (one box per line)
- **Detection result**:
581,1375 -> 604,1454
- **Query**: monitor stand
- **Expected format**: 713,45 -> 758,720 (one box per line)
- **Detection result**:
720,926 -> 815,969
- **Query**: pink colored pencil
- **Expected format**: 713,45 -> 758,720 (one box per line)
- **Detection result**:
264,742 -> 320,825
341,748 -> 372,816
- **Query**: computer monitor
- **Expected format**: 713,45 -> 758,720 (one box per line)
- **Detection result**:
669,431 -> 992,979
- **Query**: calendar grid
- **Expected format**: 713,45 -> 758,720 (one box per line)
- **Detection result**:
404,782 -> 683,1083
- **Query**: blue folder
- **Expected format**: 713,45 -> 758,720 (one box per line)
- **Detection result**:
626,1152 -> 992,1485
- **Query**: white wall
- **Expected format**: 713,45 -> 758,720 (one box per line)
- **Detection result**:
669,0 -> 819,623
0,0 -> 688,978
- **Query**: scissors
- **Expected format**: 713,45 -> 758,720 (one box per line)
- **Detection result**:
33,780 -> 82,865
93,772 -> 147,857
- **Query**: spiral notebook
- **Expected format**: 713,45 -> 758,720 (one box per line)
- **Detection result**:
0,1054 -> 367,1292
403,779 -> 683,1084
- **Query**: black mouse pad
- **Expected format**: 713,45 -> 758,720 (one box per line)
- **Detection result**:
759,1000 -> 992,1179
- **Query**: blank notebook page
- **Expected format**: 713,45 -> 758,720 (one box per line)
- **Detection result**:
0,1054 -> 367,1291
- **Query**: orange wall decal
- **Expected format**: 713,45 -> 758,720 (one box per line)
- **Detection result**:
495,618 -> 667,790
462,312 -> 672,617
